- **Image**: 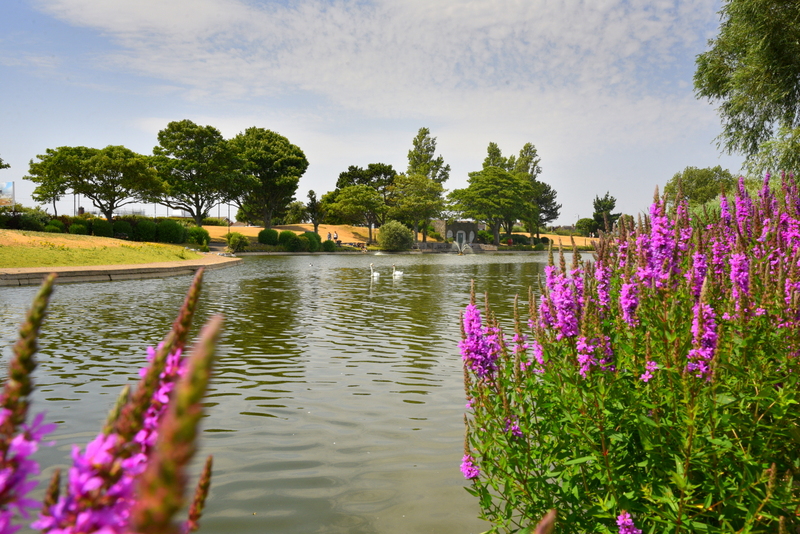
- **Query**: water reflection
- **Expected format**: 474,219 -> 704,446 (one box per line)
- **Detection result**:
0,252 -> 548,534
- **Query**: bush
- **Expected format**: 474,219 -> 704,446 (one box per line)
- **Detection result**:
201,217 -> 227,226
113,220 -> 132,239
43,224 -> 62,233
92,219 -> 113,238
507,233 -> 530,245
278,230 -> 297,247
225,232 -> 249,252
186,227 -> 210,246
428,230 -> 443,241
69,224 -> 88,235
377,220 -> 414,251
133,219 -> 157,242
539,236 -> 549,245
321,239 -> 336,252
294,235 -> 310,252
156,219 -> 187,244
19,215 -> 46,232
47,219 -> 66,232
302,231 -> 321,252
575,217 -> 598,237
477,230 -> 493,244
461,179 -> 800,533
258,228 -> 279,245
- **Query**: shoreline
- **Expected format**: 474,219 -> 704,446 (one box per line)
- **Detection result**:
0,254 -> 242,287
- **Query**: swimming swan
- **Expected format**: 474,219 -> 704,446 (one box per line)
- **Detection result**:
370,263 -> 380,278
392,264 -> 404,278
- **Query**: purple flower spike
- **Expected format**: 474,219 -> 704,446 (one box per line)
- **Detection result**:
460,455 -> 480,480
687,302 -> 718,380
620,281 -> 640,327
617,511 -> 642,534
640,360 -> 658,383
460,304 -> 501,378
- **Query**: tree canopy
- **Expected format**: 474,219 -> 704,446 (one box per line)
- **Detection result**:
664,166 -> 736,207
305,190 -> 325,235
228,128 -> 308,229
26,145 -> 162,220
449,166 -> 533,245
0,155 -> 8,170
407,127 -> 450,184
325,184 -> 385,242
694,0 -> 800,163
152,119 -> 238,226
388,173 -> 445,242
592,192 -> 621,232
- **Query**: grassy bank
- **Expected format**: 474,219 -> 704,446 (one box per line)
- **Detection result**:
0,230 -> 202,268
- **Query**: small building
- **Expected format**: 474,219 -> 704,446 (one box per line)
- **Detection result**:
431,220 -> 481,245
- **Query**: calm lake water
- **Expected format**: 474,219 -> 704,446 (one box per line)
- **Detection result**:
0,253 -> 549,534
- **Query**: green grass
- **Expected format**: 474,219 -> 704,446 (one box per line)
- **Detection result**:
0,231 -> 202,268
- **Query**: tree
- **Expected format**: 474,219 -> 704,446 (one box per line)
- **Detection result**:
152,120 -> 238,226
449,167 -> 532,246
377,220 -> 414,251
335,163 -> 397,223
694,0 -> 800,161
664,166 -> 736,207
228,128 -> 308,230
26,145 -> 162,221
388,174 -> 445,242
592,192 -> 621,232
26,148 -> 71,217
305,190 -> 325,235
525,181 -> 561,239
326,185 -> 385,242
282,201 -> 308,224
745,126 -> 800,176
407,127 -> 450,183
0,155 -> 8,170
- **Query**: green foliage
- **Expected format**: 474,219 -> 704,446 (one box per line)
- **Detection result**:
302,231 -> 321,252
321,239 -> 336,252
43,224 -> 62,233
407,127 -> 450,183
477,230 -> 493,244
47,219 -> 65,232
112,220 -> 132,238
156,219 -> 187,244
326,184 -> 385,242
665,166 -> 736,207
592,192 -> 620,231
575,217 -> 597,237
92,219 -> 113,237
283,200 -> 308,224
200,217 -> 227,226
377,220 -> 414,251
507,234 -> 529,245
225,232 -> 249,252
694,0 -> 800,158
258,228 -> 279,245
69,224 -> 88,235
133,219 -> 157,242
186,226 -> 210,246
152,119 -> 237,226
388,173 -> 444,231
278,230 -> 297,247
295,235 -> 310,252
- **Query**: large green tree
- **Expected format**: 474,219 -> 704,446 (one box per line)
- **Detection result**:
407,127 -> 450,183
326,184 -> 385,242
449,167 -> 532,246
695,0 -> 800,163
152,119 -> 238,226
526,181 -> 562,239
388,173 -> 445,242
228,127 -> 308,230
664,166 -> 736,207
27,145 -> 162,221
592,192 -> 621,232
335,163 -> 397,223
305,190 -> 325,235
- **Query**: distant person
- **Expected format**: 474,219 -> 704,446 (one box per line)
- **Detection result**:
327,231 -> 332,241
333,231 -> 338,241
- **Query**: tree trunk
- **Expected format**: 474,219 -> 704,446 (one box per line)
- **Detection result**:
368,223 -> 373,243
263,206 -> 272,230
422,219 -> 428,243
492,221 -> 501,246
52,200 -> 58,218
412,221 -> 419,243
103,208 -> 114,222
194,211 -> 204,227
313,221 -> 319,234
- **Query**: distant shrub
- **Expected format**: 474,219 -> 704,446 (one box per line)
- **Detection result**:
201,217 -> 227,226
19,214 -> 46,232
47,219 -> 66,232
156,219 -> 187,244
69,224 -> 88,235
92,219 -> 113,238
428,230 -> 443,241
278,230 -> 297,247
187,226 -> 210,246
321,239 -> 336,252
133,219 -> 157,242
225,232 -> 249,252
302,231 -> 321,252
508,233 -> 530,245
539,236 -> 550,245
199,244 -> 210,252
113,220 -> 132,238
377,220 -> 414,251
258,228 -> 279,245
294,235 -> 310,252
477,230 -> 493,244
281,232 -> 302,252
43,224 -> 62,233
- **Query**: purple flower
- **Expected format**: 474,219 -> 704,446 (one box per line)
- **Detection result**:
686,302 -> 718,380
594,262 -> 611,311
576,337 -> 598,378
504,418 -> 523,438
546,273 -> 580,340
620,281 -> 640,327
617,511 -> 642,534
460,304 -> 501,378
720,194 -> 731,225
640,360 -> 658,383
686,252 -> 707,301
460,455 -> 480,480
729,253 -> 750,311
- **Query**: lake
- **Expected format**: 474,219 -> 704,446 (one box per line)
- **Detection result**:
0,252 -> 550,534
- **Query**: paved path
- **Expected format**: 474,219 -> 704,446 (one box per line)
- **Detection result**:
0,254 -> 242,286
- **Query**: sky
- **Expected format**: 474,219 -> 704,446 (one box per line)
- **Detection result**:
0,0 -> 744,224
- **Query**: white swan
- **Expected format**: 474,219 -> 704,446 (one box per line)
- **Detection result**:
369,263 -> 380,278
392,264 -> 404,278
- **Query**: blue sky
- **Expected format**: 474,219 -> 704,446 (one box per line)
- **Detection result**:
1,0 -> 743,223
